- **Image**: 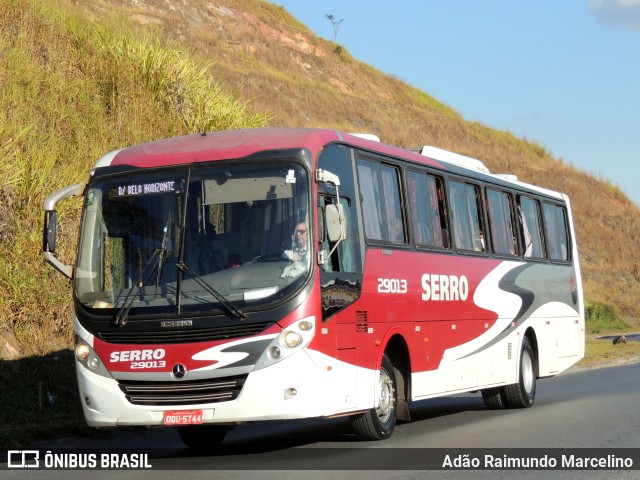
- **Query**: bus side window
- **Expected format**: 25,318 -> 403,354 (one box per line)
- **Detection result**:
486,189 -> 518,256
449,180 -> 486,253
381,164 -> 406,243
357,159 -> 406,244
357,160 -> 385,241
518,196 -> 546,260
543,203 -> 570,262
407,170 -> 448,249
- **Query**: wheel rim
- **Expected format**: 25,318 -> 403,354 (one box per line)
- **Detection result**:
522,350 -> 535,394
376,367 -> 394,423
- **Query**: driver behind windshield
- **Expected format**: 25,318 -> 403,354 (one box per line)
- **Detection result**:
281,222 -> 309,278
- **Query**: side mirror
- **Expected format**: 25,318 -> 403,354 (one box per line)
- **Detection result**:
43,210 -> 58,253
41,182 -> 85,279
317,206 -> 325,243
316,168 -> 346,264
325,203 -> 347,242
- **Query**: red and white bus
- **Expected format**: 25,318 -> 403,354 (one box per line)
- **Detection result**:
42,128 -> 584,446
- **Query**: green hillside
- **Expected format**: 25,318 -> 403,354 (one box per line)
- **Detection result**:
1,0 -> 639,359
0,0 -> 268,356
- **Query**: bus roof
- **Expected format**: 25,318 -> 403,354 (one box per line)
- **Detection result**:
92,127 -> 563,200
94,128 -> 442,170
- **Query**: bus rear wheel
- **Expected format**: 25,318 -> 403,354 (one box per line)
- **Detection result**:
504,336 -> 536,408
177,425 -> 228,450
481,386 -> 507,409
350,354 -> 397,440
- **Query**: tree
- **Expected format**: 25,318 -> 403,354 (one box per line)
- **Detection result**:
325,14 -> 343,43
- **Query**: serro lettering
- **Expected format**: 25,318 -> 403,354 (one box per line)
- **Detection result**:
110,348 -> 166,363
421,274 -> 469,301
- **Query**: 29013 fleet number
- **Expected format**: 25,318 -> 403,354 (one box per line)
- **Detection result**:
130,361 -> 166,369
377,278 -> 408,294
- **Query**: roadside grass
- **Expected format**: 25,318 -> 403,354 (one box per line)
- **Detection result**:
578,300 -> 638,367
585,301 -> 628,334
579,336 -> 640,368
0,0 -> 267,356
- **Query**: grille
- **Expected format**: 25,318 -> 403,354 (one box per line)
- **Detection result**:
118,375 -> 247,406
356,310 -> 368,333
98,322 -> 271,344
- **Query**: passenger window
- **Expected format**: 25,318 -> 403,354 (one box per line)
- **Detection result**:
407,170 -> 448,249
486,189 -> 518,256
449,180 -> 486,253
543,203 -> 570,262
357,159 -> 405,244
518,196 -> 546,259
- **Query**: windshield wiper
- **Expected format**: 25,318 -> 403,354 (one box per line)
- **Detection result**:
113,248 -> 163,327
154,210 -> 172,298
177,261 -> 246,321
172,170 -> 242,321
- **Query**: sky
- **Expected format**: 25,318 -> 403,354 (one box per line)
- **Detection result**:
274,0 -> 640,207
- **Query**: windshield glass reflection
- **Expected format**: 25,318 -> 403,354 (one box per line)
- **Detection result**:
75,162 -> 310,317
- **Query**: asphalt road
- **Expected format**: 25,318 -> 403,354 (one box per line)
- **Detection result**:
5,361 -> 640,480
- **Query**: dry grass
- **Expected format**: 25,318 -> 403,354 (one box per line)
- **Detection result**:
578,336 -> 640,368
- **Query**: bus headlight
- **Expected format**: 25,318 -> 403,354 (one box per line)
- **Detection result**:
299,320 -> 312,331
87,356 -> 100,370
282,331 -> 302,348
270,346 -> 282,359
74,338 -> 111,378
76,343 -> 91,361
254,316 -> 315,370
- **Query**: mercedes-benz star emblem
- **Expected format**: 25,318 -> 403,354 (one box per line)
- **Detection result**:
172,364 -> 187,379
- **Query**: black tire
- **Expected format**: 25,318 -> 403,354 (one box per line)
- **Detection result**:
350,354 -> 397,440
504,336 -> 536,408
481,386 -> 507,409
177,425 -> 228,450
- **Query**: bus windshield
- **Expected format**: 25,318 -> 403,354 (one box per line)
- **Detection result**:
75,162 -> 310,318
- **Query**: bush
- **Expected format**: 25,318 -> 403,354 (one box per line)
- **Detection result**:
585,301 -> 626,334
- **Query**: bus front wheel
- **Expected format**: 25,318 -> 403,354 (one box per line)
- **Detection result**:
350,354 -> 397,440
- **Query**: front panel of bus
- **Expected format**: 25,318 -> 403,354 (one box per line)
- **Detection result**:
71,153 -> 344,426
